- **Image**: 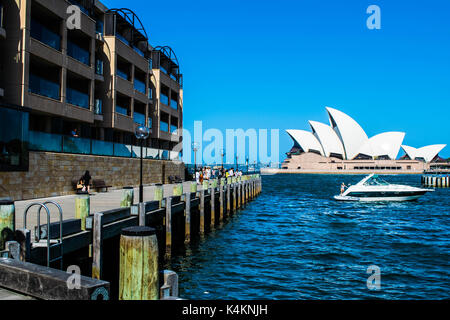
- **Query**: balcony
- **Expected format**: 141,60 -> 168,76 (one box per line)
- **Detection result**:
134,112 -> 146,126
134,78 -> 146,95
66,87 -> 89,109
117,68 -> 130,81
170,98 -> 178,110
30,19 -> 61,51
29,73 -> 60,101
67,40 -> 90,66
160,121 -> 169,132
160,93 -> 169,106
95,59 -> 104,81
116,104 -> 129,116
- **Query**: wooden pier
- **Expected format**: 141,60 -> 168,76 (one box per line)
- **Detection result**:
421,174 -> 449,188
0,174 -> 262,300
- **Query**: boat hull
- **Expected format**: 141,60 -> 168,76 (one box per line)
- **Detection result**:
334,194 -> 425,202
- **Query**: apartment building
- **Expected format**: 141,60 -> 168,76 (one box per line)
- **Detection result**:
0,0 -> 183,172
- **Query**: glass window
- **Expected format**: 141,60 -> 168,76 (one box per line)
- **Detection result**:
67,40 -> 90,65
0,106 -> 29,171
29,73 -> 60,100
134,78 -> 146,94
134,112 -> 146,126
160,93 -> 169,105
30,18 -> 61,51
160,121 -> 169,132
116,105 -> 129,116
67,87 -> 89,109
95,59 -> 103,75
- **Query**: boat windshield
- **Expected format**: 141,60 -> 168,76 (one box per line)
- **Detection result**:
363,175 -> 389,186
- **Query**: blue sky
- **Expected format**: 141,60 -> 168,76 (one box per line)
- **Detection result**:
107,0 -> 450,162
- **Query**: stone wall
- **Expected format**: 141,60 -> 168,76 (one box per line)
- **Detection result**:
0,152 -> 185,201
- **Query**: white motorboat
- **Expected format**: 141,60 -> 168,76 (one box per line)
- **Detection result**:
334,174 -> 433,202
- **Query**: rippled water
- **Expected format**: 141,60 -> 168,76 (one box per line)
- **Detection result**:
168,174 -> 450,299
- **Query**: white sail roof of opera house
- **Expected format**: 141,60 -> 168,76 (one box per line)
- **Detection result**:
401,144 -> 447,162
356,132 -> 406,160
309,121 -> 345,158
286,130 -> 324,156
286,107 -> 446,162
325,107 -> 369,160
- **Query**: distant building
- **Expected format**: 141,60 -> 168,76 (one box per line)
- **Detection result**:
282,107 -> 446,173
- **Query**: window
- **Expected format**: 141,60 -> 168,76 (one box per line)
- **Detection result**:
0,105 -> 29,172
30,18 -> 61,51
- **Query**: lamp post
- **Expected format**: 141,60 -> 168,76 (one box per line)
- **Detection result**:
135,125 -> 150,204
246,157 -> 249,174
192,142 -> 199,171
220,148 -> 225,170
235,155 -> 239,172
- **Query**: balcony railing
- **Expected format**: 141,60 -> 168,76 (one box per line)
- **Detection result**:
117,69 -> 130,81
134,112 -> 146,126
170,98 -> 178,110
67,40 -> 90,65
160,121 -> 169,132
160,93 -> 169,105
29,74 -> 60,100
134,78 -> 146,94
30,19 -> 61,51
28,130 -> 179,160
116,105 -> 129,116
94,99 -> 102,114
95,59 -> 103,75
66,87 -> 89,109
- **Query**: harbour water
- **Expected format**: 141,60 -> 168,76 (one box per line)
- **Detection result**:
168,174 -> 449,299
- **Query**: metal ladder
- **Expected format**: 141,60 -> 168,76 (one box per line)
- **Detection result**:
23,201 -> 63,269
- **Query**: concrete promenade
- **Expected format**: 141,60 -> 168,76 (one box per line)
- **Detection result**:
14,182 -> 195,237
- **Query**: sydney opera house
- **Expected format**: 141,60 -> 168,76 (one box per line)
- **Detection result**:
281,107 -> 447,173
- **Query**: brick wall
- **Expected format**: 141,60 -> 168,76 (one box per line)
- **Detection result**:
0,152 -> 185,201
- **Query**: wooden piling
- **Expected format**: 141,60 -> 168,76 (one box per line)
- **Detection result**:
200,189 -> 205,235
92,212 -> 103,280
154,184 -> 164,208
173,184 -> 183,196
219,182 -> 224,223
232,179 -> 237,212
120,187 -> 134,207
119,226 -> 159,300
75,193 -> 90,231
184,192 -> 191,244
165,197 -> 172,258
226,182 -> 231,216
210,185 -> 215,228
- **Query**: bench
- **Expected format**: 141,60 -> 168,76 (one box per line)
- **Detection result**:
92,179 -> 112,192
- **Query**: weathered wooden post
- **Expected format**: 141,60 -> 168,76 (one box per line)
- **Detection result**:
210,182 -> 215,229
165,197 -> 172,258
226,180 -> 231,217
75,192 -> 90,230
200,189 -> 205,235
173,183 -> 183,196
154,184 -> 164,208
237,178 -> 241,209
120,187 -> 134,207
219,179 -> 224,223
234,178 -> 238,211
184,190 -> 191,244
202,180 -> 209,192
190,181 -> 197,194
119,226 -> 159,300
0,199 -> 15,250
92,212 -> 103,280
